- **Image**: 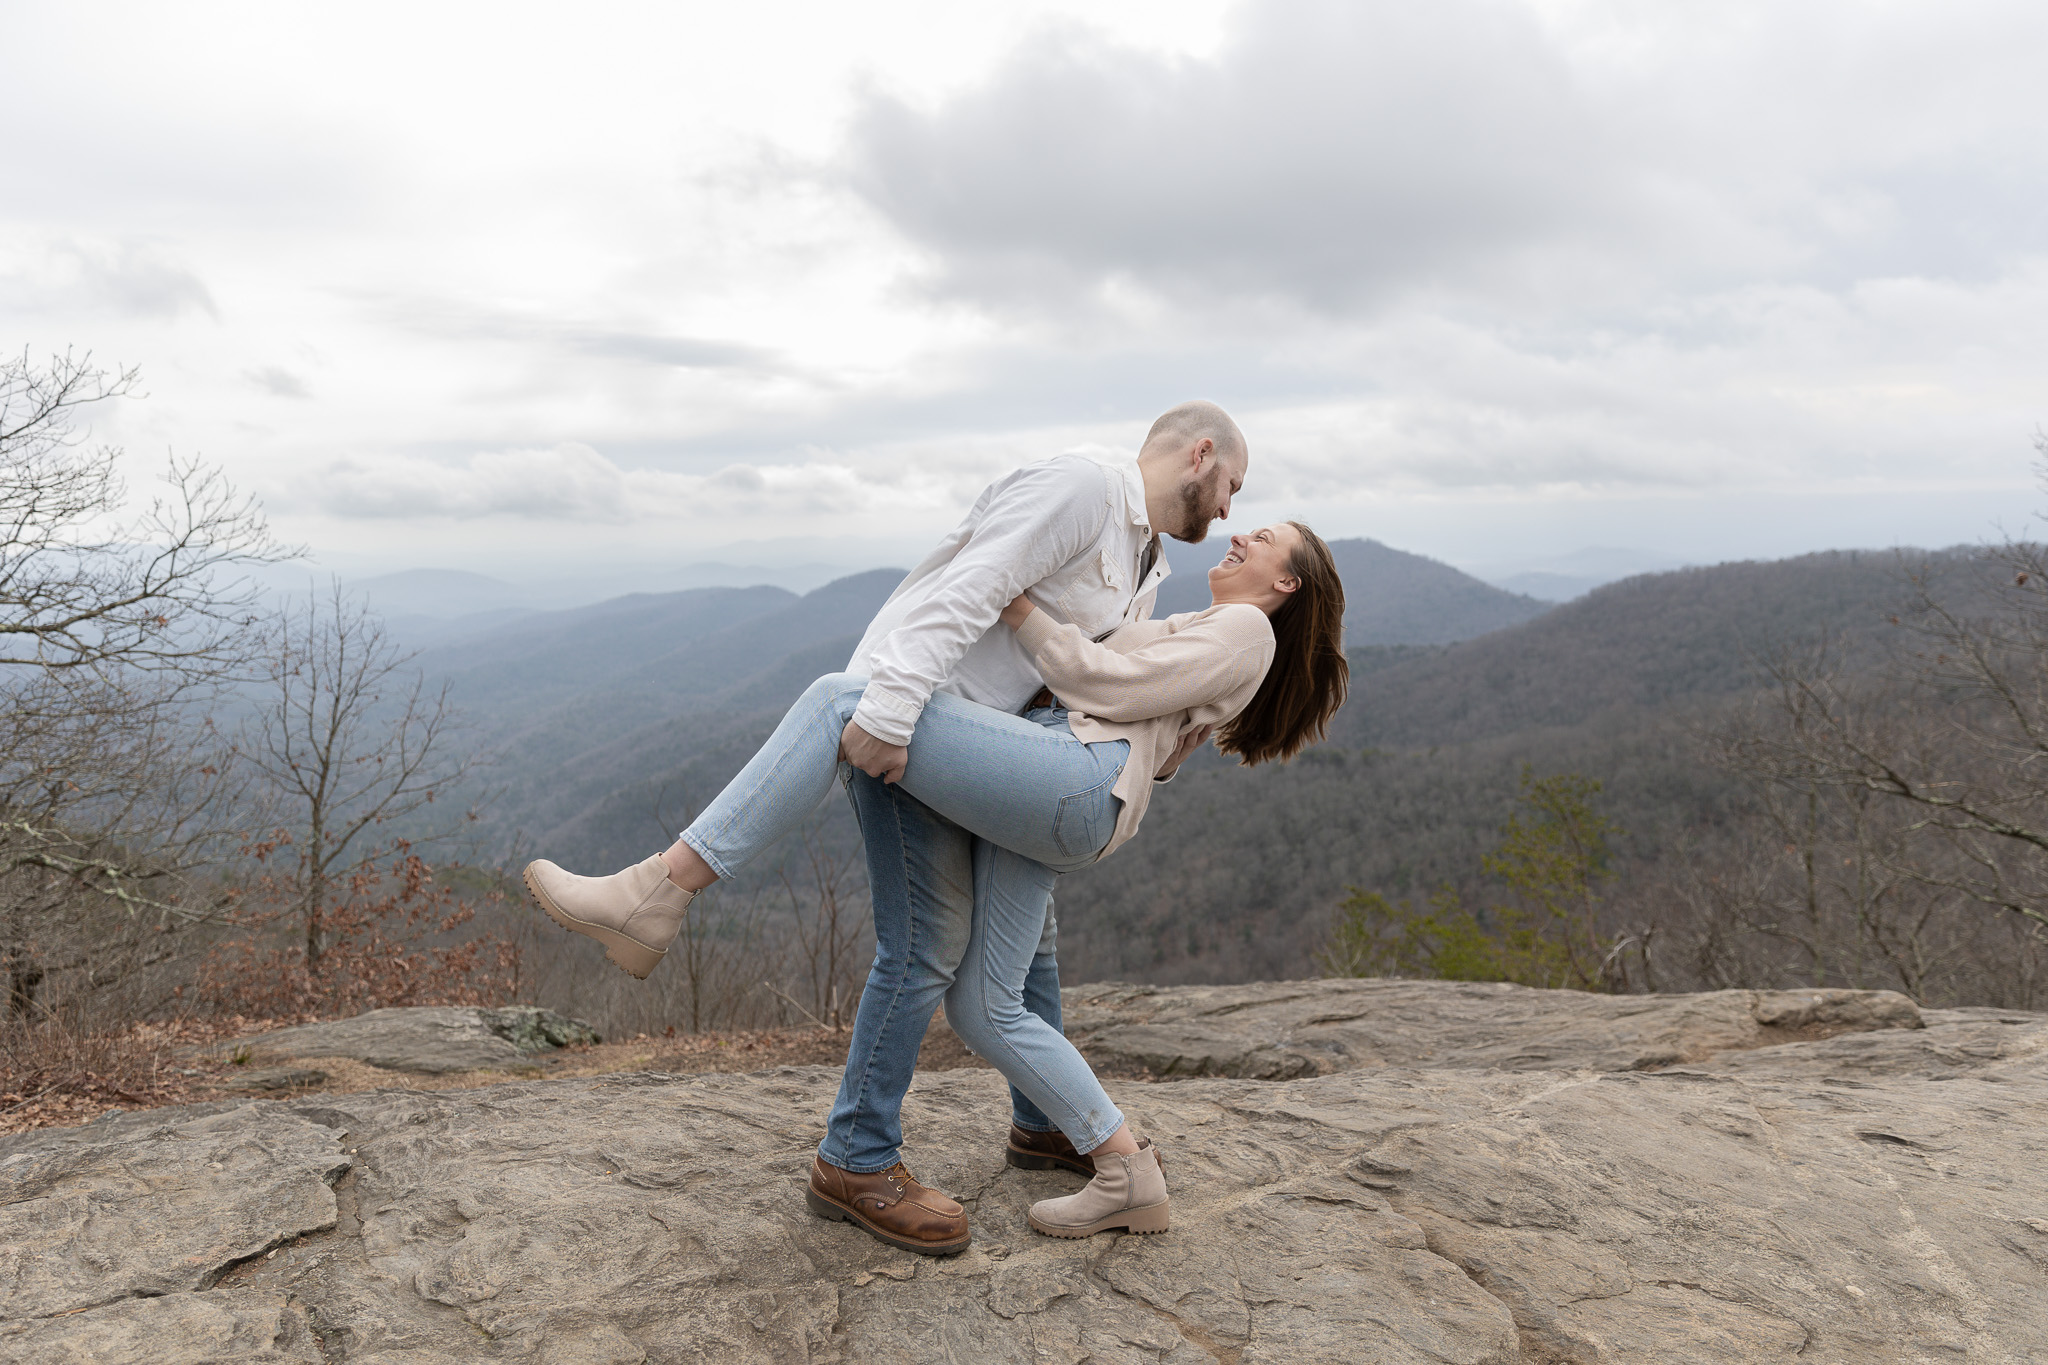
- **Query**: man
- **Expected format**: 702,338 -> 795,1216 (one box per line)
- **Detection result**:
804,400 -> 1248,1256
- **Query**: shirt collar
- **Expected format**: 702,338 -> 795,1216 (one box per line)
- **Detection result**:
1108,452 -> 1153,533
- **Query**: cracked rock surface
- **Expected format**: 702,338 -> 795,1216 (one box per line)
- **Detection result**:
1060,979 -> 1928,1078
5,983 -> 2047,1363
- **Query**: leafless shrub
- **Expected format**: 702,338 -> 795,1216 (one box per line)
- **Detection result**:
197,850 -> 520,1016
779,820 -> 870,1028
237,581 -> 487,971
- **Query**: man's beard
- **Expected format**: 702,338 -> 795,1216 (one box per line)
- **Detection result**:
1172,477 -> 1214,543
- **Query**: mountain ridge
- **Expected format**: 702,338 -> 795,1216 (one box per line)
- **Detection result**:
1155,535 -> 1549,645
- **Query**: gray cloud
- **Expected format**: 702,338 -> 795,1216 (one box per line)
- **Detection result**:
359,294 -> 782,373
311,444 -> 634,521
564,329 -> 778,371
246,365 -> 311,399
847,0 -> 1613,313
843,0 -> 2048,322
0,238 -> 217,321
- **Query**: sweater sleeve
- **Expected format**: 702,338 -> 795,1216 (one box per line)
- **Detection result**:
852,459 -> 1108,745
1013,605 -> 1270,723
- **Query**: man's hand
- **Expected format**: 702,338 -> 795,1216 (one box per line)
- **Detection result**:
840,719 -> 910,785
1154,723 -> 1213,781
999,594 -> 1037,630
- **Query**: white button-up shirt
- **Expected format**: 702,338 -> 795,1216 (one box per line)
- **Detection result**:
847,453 -> 1170,746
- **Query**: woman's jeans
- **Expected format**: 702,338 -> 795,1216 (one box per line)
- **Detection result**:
681,674 -> 1132,1165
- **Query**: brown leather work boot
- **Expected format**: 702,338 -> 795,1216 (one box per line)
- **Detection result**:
805,1157 -> 971,1256
1004,1123 -> 1094,1177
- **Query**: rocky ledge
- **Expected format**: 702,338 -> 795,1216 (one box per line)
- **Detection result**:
221,1006 -> 601,1075
1057,978 -> 1931,1078
4,980 -> 2046,1363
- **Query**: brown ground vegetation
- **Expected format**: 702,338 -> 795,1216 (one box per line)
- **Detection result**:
0,1011 -> 1033,1138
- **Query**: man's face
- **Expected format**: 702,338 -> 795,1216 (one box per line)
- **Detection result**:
1170,446 -> 1246,544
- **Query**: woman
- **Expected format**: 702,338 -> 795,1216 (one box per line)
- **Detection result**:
524,520 -> 1348,1236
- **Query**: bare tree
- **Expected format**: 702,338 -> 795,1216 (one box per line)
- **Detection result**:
779,819 -> 870,1029
1723,549 -> 2048,935
240,581 -> 484,970
1,349 -> 284,679
1702,642 -> 1977,996
1691,455 -> 2048,1004
1,350 -> 291,1017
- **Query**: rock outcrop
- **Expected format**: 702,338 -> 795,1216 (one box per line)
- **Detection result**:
225,1006 -> 600,1075
1059,979 -> 1927,1078
6,982 -> 2046,1363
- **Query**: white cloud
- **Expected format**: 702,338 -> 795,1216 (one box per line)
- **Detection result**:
299,442 -> 978,527
2,0 -> 2042,583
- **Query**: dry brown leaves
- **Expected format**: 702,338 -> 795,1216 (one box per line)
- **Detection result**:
0,1016 -> 997,1138
0,1014 -> 320,1137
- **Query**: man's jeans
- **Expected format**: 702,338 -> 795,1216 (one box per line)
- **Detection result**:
819,771 -> 1069,1172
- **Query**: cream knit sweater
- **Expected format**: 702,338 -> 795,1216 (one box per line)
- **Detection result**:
1012,601 -> 1275,860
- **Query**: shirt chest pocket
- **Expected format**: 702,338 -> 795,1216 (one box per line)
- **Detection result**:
1055,548 -> 1129,640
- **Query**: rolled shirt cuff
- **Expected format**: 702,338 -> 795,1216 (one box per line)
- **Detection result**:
851,686 -> 922,748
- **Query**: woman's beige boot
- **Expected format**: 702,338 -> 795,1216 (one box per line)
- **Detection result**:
1026,1139 -> 1168,1238
522,855 -> 694,979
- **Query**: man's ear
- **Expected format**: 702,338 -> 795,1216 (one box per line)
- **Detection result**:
1191,436 -> 1214,468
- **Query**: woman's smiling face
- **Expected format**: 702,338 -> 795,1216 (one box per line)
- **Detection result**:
1207,523 -> 1302,611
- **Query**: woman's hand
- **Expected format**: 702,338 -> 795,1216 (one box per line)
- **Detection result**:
1153,723 -> 1213,781
999,594 -> 1037,630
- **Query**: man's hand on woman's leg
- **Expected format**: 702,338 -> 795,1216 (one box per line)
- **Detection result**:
840,719 -> 909,784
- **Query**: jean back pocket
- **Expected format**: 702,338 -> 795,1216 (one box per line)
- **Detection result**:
1053,768 -> 1124,860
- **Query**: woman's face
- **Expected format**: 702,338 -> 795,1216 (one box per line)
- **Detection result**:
1207,522 -> 1302,608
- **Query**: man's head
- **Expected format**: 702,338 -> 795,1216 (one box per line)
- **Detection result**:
1136,400 -> 1248,544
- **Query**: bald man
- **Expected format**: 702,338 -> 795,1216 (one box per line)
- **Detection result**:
808,402 -> 1248,1256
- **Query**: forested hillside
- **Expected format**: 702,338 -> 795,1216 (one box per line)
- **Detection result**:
1051,548 -> 1966,986
416,572 -> 899,862
416,537 -> 1543,862
401,540 -> 1999,1006
1333,549 -> 1934,748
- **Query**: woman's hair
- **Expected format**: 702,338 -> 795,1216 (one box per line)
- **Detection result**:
1215,521 -> 1349,766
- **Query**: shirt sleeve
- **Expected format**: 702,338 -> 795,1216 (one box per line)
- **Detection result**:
852,460 -> 1109,745
1012,605 -> 1271,724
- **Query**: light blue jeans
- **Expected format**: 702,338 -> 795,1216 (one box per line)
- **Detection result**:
681,673 -> 1132,1164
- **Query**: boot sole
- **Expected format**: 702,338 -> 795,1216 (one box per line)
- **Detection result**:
1005,1145 -> 1095,1178
1027,1199 -> 1170,1238
522,863 -> 665,980
804,1187 -> 971,1257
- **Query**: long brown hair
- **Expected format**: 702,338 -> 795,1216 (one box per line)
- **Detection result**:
1215,521 -> 1349,766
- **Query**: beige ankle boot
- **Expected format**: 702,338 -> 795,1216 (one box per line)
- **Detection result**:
523,855 -> 694,979
1026,1139 -> 1168,1238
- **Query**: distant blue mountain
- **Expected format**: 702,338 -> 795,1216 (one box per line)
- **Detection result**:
1154,536 -> 1549,644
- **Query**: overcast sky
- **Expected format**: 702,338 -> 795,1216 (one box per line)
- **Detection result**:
5,0 -> 2044,590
